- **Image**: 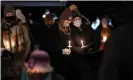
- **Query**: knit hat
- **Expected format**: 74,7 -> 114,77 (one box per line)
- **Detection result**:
45,14 -> 55,21
60,8 -> 72,20
4,5 -> 16,17
25,50 -> 53,73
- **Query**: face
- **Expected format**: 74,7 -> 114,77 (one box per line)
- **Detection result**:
5,12 -> 16,23
101,18 -> 108,28
73,17 -> 82,28
63,20 -> 71,28
48,19 -> 55,25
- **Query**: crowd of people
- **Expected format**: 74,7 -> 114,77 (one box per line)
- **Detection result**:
1,3 -> 133,80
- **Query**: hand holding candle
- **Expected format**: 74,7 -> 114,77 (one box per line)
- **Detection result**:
81,40 -> 86,48
102,36 -> 107,43
68,40 -> 72,50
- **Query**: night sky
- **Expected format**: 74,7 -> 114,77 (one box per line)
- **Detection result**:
1,1 -> 133,22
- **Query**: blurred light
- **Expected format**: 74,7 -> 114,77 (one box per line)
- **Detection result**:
45,9 -> 50,15
54,16 -> 58,20
42,14 -> 46,18
54,15 -> 58,20
108,18 -> 113,26
60,0 -> 67,2
91,17 -> 100,30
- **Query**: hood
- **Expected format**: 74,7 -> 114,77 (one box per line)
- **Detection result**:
16,9 -> 26,23
4,5 -> 16,17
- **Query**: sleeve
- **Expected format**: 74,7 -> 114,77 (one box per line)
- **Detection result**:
1,22 -> 5,49
22,24 -> 31,55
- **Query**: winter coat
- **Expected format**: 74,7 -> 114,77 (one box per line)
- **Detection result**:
71,24 -> 94,54
2,18 -> 31,54
99,21 -> 133,80
1,18 -> 31,80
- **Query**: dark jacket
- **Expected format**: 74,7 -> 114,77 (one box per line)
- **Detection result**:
49,24 -> 71,77
99,21 -> 133,80
92,25 -> 112,52
71,24 -> 94,54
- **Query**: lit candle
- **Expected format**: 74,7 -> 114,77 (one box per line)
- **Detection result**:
102,36 -> 107,43
68,40 -> 72,50
81,40 -> 85,48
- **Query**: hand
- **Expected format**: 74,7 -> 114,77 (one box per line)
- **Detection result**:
62,48 -> 71,55
69,4 -> 78,12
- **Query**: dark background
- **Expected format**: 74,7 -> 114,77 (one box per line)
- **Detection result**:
1,1 -> 133,22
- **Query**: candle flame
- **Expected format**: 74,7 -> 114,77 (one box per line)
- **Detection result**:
81,40 -> 83,43
103,36 -> 107,42
69,40 -> 71,43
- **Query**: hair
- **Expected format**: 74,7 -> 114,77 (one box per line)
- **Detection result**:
44,14 -> 54,26
58,20 -> 71,34
100,15 -> 109,23
45,18 -> 54,26
99,16 -> 111,38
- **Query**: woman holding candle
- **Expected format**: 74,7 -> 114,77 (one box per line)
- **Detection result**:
100,15 -> 112,51
90,15 -> 112,80
69,12 -> 94,80
92,15 -> 112,52
49,7 -> 73,80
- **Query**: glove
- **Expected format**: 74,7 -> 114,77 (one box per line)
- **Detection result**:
62,48 -> 71,55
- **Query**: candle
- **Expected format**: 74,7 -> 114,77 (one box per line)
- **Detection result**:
68,40 -> 72,50
81,40 -> 85,48
102,36 -> 107,43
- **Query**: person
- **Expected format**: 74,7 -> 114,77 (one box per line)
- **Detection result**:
92,15 -> 112,52
69,13 -> 94,80
87,15 -> 112,80
99,16 -> 112,51
98,11 -> 133,80
1,5 -> 31,80
49,7 -> 73,79
39,13 -> 56,53
22,50 -> 65,80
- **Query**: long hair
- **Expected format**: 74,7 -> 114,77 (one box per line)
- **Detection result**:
100,25 -> 111,39
58,20 -> 71,34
